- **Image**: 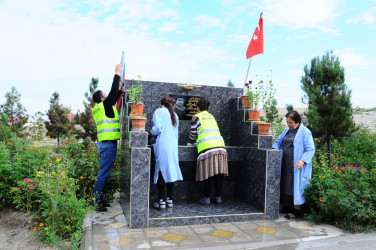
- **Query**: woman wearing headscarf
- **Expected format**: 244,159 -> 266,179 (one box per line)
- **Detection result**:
150,97 -> 183,210
272,110 -> 315,218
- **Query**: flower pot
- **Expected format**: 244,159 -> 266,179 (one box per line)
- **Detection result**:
131,104 -> 144,116
248,110 -> 260,121
240,95 -> 251,108
257,122 -> 271,135
131,117 -> 147,131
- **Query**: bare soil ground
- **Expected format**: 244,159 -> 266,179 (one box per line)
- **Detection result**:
278,108 -> 376,132
0,208 -> 57,250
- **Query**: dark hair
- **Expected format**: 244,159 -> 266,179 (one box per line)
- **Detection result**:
197,98 -> 210,111
93,90 -> 104,103
286,110 -> 301,124
161,97 -> 177,127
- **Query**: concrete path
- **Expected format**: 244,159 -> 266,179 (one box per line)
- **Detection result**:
80,197 -> 375,250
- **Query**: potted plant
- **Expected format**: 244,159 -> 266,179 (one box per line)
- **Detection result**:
129,107 -> 147,131
257,80 -> 276,135
128,75 -> 144,116
242,80 -> 262,121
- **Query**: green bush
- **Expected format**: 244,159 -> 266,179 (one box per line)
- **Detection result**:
0,135 -> 120,248
306,128 -> 376,232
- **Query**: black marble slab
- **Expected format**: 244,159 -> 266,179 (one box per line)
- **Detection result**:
120,79 -> 283,228
265,150 -> 281,219
177,146 -> 244,162
129,148 -> 151,228
148,199 -> 263,227
129,131 -> 148,148
123,80 -> 243,146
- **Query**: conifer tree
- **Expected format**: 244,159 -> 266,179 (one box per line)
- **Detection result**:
45,92 -> 70,152
78,77 -> 98,141
73,111 -> 80,124
301,51 -> 354,165
0,86 -> 28,136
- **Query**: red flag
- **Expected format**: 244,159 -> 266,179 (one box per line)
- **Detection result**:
246,13 -> 263,59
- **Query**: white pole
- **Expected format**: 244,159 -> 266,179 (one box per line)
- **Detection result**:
244,57 -> 253,84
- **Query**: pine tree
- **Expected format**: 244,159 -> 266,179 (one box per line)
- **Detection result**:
73,111 -> 80,124
78,77 -> 99,141
301,51 -> 355,165
226,80 -> 234,87
0,86 -> 28,136
45,92 -> 70,153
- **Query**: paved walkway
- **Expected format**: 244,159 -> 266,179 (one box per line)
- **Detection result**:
80,197 -> 376,249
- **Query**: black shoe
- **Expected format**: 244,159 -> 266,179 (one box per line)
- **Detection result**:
99,200 -> 111,207
96,204 -> 108,212
279,205 -> 293,214
284,208 -> 303,219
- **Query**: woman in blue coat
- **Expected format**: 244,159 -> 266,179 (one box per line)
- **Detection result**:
272,111 -> 315,219
150,96 -> 183,210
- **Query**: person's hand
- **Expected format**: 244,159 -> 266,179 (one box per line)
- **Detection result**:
295,160 -> 304,170
115,64 -> 122,76
148,130 -> 152,135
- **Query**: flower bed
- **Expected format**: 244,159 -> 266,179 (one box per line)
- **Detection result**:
0,136 -> 120,249
305,128 -> 376,232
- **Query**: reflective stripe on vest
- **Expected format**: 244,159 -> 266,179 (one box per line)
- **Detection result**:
195,111 -> 225,153
92,102 -> 121,142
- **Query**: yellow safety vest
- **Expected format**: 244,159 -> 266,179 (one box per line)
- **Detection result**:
195,111 -> 225,153
92,102 -> 121,142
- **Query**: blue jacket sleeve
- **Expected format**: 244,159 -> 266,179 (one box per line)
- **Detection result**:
152,109 -> 162,136
300,129 -> 315,164
272,128 -> 288,149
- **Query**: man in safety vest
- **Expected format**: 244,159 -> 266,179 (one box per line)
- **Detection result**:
91,63 -> 123,211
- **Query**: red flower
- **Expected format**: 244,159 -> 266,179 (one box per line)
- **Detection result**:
319,199 -> 323,203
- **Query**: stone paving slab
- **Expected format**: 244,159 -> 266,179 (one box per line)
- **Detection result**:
80,197 -> 376,250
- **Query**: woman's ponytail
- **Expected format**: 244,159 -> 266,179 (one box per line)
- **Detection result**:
160,97 -> 177,126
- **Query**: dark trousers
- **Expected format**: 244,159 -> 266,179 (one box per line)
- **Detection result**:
203,174 -> 224,198
157,171 -> 174,201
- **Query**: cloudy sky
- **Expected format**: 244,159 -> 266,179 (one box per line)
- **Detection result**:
0,0 -> 375,117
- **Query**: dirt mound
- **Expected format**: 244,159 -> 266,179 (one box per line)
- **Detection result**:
0,209 -> 57,250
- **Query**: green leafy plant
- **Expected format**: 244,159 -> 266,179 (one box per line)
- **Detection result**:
259,80 -> 277,123
244,80 -> 262,111
305,128 -> 376,232
128,75 -> 143,104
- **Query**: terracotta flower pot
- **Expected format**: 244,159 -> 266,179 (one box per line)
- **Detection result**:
131,117 -> 147,131
240,95 -> 251,108
257,122 -> 271,135
131,104 -> 144,116
248,110 -> 260,121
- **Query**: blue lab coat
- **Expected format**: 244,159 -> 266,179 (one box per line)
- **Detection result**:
272,124 -> 315,205
151,107 -> 183,184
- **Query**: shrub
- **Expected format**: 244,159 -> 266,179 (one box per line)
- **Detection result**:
0,135 -> 120,248
306,128 -> 376,232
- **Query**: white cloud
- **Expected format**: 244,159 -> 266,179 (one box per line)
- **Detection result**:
260,0 -> 341,31
157,22 -> 182,32
346,6 -> 376,24
334,48 -> 376,68
193,15 -> 226,31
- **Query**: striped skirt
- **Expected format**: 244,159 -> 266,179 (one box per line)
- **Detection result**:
196,148 -> 228,181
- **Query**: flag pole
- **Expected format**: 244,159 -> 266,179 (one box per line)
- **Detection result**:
244,57 -> 253,84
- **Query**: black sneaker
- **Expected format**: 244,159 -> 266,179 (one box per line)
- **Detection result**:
100,200 -> 111,207
96,204 -> 108,212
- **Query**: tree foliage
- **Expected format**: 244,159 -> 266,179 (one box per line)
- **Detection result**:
77,77 -> 98,141
0,86 -> 28,136
45,92 -> 70,152
301,51 -> 355,163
